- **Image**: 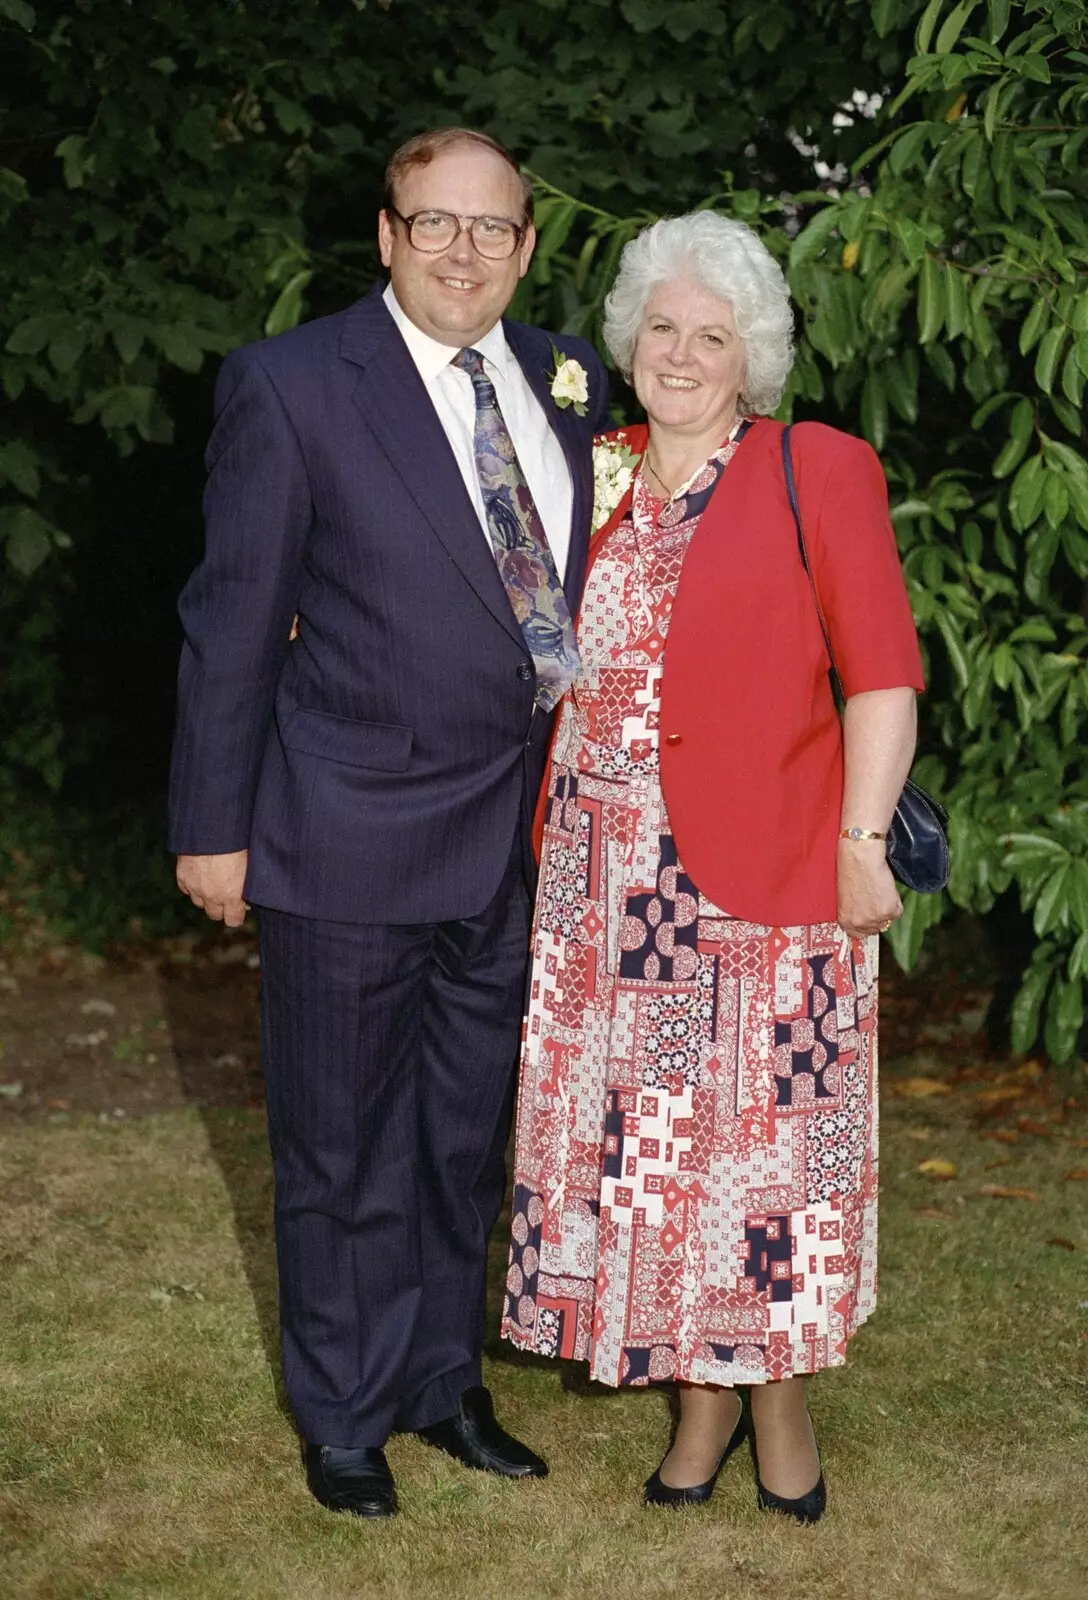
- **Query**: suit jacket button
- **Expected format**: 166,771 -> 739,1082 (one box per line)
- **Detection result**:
665,732 -> 682,745
517,662 -> 534,681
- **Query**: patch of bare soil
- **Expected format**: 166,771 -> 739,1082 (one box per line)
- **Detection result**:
0,929 -> 263,1125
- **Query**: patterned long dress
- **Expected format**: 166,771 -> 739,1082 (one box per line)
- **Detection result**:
501,434 -> 880,1388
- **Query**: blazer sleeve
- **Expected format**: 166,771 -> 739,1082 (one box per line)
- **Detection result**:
796,424 -> 925,698
167,347 -> 313,854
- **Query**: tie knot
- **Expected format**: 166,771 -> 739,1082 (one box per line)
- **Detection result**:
453,347 -> 486,377
454,347 -> 498,411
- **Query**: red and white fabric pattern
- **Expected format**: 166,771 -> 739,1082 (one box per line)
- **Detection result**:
501,440 -> 879,1387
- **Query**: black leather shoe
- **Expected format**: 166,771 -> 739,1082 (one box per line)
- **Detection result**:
417,1385 -> 548,1478
757,1470 -> 826,1524
643,1401 -> 748,1508
303,1443 -> 398,1518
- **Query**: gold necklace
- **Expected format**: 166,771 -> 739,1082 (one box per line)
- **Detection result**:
643,453 -> 678,500
645,416 -> 745,503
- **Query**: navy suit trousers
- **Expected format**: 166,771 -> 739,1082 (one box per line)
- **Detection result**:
258,834 -> 531,1448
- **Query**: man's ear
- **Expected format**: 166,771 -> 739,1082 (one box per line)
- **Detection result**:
378,209 -> 395,268
517,222 -> 537,280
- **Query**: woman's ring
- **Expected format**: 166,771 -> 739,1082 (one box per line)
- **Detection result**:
879,919 -> 892,932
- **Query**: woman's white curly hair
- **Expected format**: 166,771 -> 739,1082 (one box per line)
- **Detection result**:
601,211 -> 795,415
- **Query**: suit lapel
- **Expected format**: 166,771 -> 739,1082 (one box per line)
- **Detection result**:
503,319 -> 593,614
340,289 -> 524,647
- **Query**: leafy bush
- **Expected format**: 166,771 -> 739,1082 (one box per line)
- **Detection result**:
3,0 -> 1088,1070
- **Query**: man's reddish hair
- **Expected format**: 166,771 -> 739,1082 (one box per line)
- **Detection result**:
383,127 -> 534,223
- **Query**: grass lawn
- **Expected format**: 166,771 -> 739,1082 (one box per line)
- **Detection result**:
2,1078 -> 1087,1600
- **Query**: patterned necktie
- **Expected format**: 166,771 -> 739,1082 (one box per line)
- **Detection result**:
453,347 -> 580,711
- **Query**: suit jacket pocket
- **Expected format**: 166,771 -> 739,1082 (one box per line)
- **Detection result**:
282,707 -> 413,772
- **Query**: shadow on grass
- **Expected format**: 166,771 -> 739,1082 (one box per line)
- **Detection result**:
157,961 -> 290,1422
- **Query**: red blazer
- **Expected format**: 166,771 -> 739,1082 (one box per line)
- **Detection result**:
561,416 -> 924,926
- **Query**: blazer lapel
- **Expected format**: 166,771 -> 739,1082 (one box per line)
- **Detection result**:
503,320 -> 594,614
340,290 -> 524,647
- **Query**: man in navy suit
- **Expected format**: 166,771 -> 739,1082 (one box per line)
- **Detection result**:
168,127 -> 608,1517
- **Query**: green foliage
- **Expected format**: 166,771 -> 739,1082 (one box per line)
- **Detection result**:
0,783 -> 201,950
800,0 -> 1088,1063
4,0 -> 1088,1061
518,1 -> 1088,1061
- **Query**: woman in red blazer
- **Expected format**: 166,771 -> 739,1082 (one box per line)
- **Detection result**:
502,212 -> 923,1522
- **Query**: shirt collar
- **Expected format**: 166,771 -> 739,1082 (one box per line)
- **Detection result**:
383,283 -> 514,385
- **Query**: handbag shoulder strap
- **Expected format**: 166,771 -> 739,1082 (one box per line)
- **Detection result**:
781,423 -> 845,708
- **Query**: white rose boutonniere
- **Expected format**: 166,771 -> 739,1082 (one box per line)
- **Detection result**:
592,432 -> 641,533
548,340 -> 589,416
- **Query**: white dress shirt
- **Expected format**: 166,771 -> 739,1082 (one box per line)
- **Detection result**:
383,284 -> 573,580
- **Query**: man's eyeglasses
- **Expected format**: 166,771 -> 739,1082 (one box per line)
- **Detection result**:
389,208 -> 526,261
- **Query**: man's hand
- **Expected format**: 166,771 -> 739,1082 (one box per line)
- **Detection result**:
836,839 -> 902,939
176,850 -> 249,927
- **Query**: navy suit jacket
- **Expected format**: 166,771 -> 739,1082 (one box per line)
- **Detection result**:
167,285 -> 609,923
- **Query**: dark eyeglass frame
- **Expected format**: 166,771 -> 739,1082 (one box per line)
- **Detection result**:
388,207 -> 527,260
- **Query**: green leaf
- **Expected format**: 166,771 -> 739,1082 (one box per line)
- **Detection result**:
1009,453 -> 1045,532
1043,471 -> 1070,530
0,441 -> 41,498
1018,298 -> 1048,357
915,0 -> 946,54
993,398 -> 1034,479
945,264 -> 969,339
1069,859 -> 1088,933
5,315 -> 55,356
1061,349 -> 1085,408
1049,397 -> 1080,437
1034,326 -> 1065,395
935,0 -> 980,55
1034,862 -> 1070,936
48,326 -> 85,376
1075,331 -> 1088,381
789,205 -> 840,269
918,254 -> 944,343
860,368 -> 888,450
155,325 -> 205,374
872,0 -> 902,36
1007,621 -> 1057,644
935,609 -> 970,690
924,342 -> 956,391
885,353 -> 920,423
986,0 -> 1010,42
889,124 -> 933,179
0,167 -> 28,204
1045,973 -> 1083,1065
1009,957 -> 1053,1052
884,886 -> 945,970
992,641 -> 1013,689
1024,521 -> 1061,601
0,504 -> 53,575
1015,53 -> 1051,84
264,270 -> 313,338
55,134 -> 94,190
891,216 -> 928,266
0,0 -> 35,28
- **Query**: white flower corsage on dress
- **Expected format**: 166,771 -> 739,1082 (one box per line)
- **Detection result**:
591,432 -> 641,532
547,342 -> 589,416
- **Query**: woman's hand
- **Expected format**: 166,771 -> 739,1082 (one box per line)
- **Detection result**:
836,838 -> 902,938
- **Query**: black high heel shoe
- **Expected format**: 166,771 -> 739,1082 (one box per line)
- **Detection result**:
754,1430 -> 827,1526
756,1470 -> 826,1524
643,1401 -> 748,1508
